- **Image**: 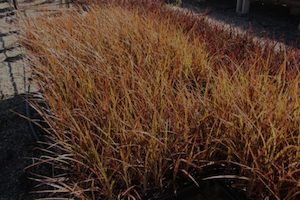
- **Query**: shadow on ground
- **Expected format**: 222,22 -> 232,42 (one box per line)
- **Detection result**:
0,95 -> 36,200
183,0 -> 300,49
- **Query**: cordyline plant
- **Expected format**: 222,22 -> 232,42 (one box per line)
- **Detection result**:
21,0 -> 299,199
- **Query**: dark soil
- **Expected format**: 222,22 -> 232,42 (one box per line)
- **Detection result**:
151,181 -> 246,200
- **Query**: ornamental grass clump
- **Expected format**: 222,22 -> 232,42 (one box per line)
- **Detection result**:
22,2 -> 299,200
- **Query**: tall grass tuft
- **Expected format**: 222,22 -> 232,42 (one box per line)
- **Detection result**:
21,2 -> 299,200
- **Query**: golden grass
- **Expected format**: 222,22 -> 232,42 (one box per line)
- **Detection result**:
22,2 -> 299,200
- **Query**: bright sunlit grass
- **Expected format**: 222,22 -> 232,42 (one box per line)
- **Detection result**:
22,1 -> 299,199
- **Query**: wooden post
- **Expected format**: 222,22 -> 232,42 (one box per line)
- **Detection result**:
236,0 -> 250,14
236,0 -> 242,13
242,0 -> 250,14
289,8 -> 300,30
